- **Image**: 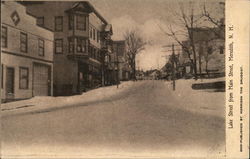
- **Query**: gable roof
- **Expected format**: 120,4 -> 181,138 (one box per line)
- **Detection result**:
66,1 -> 108,25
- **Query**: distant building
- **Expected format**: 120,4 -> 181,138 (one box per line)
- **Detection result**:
1,1 -> 54,102
180,27 -> 225,78
24,1 -> 113,95
112,40 -> 130,81
101,24 -> 113,86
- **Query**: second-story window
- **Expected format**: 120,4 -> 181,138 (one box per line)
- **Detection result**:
37,17 -> 44,26
1,26 -> 7,48
69,15 -> 74,30
55,39 -> 63,54
55,16 -> 63,32
76,15 -> 86,31
20,32 -> 28,53
76,38 -> 86,53
38,39 -> 45,56
207,46 -> 213,54
68,38 -> 74,53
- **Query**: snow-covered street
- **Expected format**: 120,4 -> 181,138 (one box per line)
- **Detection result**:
1,80 -> 225,158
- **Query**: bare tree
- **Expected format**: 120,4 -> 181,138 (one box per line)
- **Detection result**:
158,2 -> 204,79
202,2 -> 225,39
124,29 -> 146,80
159,2 -> 225,79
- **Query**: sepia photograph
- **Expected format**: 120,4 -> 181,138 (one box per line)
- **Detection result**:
0,0 -> 243,158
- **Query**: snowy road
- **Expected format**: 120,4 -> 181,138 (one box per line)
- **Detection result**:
1,80 -> 225,158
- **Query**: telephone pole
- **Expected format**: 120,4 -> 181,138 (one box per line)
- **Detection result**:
171,44 -> 176,91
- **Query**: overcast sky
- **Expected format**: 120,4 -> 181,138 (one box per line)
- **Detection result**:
89,0 -> 224,70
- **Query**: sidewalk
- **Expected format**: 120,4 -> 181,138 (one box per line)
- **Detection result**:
1,81 -> 135,117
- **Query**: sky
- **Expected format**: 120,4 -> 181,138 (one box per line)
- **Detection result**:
89,0 -> 224,70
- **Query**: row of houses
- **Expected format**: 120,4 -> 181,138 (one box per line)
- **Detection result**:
1,1 -> 131,102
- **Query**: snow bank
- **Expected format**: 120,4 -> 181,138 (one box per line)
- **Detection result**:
1,81 -> 136,116
165,78 -> 225,118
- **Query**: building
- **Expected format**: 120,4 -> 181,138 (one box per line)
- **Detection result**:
112,40 -> 130,81
24,1 -> 113,95
180,27 -> 225,78
101,24 -> 114,86
1,1 -> 54,102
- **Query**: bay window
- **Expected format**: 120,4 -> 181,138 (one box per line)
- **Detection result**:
76,38 -> 86,53
68,38 -> 74,53
69,14 -> 74,30
76,15 -> 86,31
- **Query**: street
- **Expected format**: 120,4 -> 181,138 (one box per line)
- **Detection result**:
1,80 -> 225,158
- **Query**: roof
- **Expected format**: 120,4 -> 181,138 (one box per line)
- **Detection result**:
104,24 -> 113,33
67,1 -> 108,25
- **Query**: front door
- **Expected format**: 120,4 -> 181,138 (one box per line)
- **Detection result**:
6,67 -> 15,99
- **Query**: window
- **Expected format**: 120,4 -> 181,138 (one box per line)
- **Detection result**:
69,15 -> 74,30
219,46 -> 224,54
55,16 -> 63,32
19,67 -> 29,89
97,31 -> 100,43
76,38 -> 86,53
207,46 -> 213,54
38,39 -> 44,56
76,15 -> 86,30
20,32 -> 28,53
93,28 -> 96,40
55,39 -> 63,54
1,64 -> 3,88
37,17 -> 44,26
68,38 -> 74,53
89,27 -> 92,38
1,26 -> 7,48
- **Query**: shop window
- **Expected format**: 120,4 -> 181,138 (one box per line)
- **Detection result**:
55,39 -> 63,54
38,39 -> 44,56
20,32 -> 28,53
76,15 -> 86,31
55,16 -> 63,32
1,26 -> 7,48
19,67 -> 29,89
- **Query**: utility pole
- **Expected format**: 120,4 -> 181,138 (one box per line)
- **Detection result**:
172,44 -> 176,91
116,50 -> 119,88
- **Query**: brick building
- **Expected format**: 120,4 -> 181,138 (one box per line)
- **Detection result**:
24,1 -> 113,95
1,1 -> 54,102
